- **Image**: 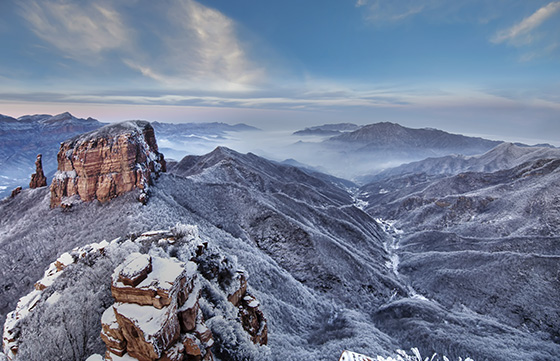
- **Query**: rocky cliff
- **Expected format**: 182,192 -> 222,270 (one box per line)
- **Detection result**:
50,121 -> 166,207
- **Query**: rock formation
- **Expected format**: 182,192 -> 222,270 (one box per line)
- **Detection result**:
9,187 -> 21,198
227,271 -> 268,346
50,121 -> 166,208
29,154 -> 47,189
102,253 -> 214,361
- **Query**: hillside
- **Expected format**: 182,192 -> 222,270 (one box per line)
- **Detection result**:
356,157 -> 560,358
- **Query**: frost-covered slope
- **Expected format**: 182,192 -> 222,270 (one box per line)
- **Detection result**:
2,146 -> 560,360
371,142 -> 560,181
357,157 -> 560,359
0,149 -> 402,360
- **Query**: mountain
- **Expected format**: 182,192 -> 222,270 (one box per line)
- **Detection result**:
371,142 -> 560,181
288,122 -> 504,182
0,143 -> 403,360
356,156 -> 560,358
293,123 -> 361,136
328,122 -> 501,155
2,123 -> 560,360
0,116 -> 259,199
0,112 -> 105,198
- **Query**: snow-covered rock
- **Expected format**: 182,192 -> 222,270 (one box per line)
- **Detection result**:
102,253 -> 214,361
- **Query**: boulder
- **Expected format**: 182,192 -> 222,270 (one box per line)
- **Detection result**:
10,187 -> 22,198
101,307 -> 127,356
239,295 -> 268,346
102,253 -> 212,361
178,285 -> 200,332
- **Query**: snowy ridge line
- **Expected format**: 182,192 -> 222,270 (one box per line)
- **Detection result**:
2,239 -> 111,360
340,348 -> 474,361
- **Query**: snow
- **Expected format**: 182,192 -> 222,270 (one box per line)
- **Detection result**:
57,252 -> 74,267
45,291 -> 61,306
103,352 -> 139,361
119,253 -> 151,279
114,302 -> 171,339
101,306 -> 119,329
339,350 -> 374,361
244,295 -> 260,308
180,283 -> 201,311
136,256 -> 185,291
85,354 -> 104,361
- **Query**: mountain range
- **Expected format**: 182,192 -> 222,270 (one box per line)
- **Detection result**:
1,117 -> 559,360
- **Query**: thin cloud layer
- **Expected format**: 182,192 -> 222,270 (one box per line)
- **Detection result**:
492,1 -> 560,45
124,0 -> 265,90
18,0 -> 129,62
18,0 -> 264,90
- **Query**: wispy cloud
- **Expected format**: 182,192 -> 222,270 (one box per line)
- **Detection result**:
18,0 -> 265,90
492,1 -> 560,45
127,0 -> 265,90
359,0 -> 428,22
18,0 -> 129,62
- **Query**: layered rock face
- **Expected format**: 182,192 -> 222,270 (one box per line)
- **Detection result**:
29,154 -> 47,189
50,121 -> 166,207
102,253 -> 214,361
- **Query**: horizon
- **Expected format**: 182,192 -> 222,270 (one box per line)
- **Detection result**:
1,1 -> 559,146
2,109 -> 558,148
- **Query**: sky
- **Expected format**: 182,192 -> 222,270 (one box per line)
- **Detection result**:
0,0 -> 559,144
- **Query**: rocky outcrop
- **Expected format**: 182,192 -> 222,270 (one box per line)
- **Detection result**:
29,154 -> 47,189
102,253 -> 214,361
9,187 -> 21,198
50,121 -> 166,208
227,271 -> 268,346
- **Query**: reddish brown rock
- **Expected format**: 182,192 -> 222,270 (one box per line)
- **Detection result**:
10,186 -> 22,198
178,288 -> 200,332
239,295 -> 268,346
227,271 -> 247,307
117,254 -> 152,287
101,307 -> 127,356
111,254 -> 195,310
49,120 -> 165,208
102,253 -> 211,361
182,334 -> 202,358
114,302 -> 180,361
29,154 -> 47,189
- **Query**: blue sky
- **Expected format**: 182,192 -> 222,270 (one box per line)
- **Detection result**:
1,0 -> 559,144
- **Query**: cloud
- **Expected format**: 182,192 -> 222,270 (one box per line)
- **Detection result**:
18,0 -> 129,62
129,0 -> 265,90
492,1 -> 560,45
362,1 -> 427,22
18,0 -> 265,90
